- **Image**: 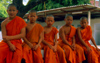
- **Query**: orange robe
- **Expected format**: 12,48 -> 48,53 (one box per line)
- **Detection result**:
41,27 -> 67,63
59,26 -> 86,63
0,16 -> 27,63
22,23 -> 44,63
76,25 -> 100,63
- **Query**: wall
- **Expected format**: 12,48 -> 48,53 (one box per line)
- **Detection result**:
37,18 -> 100,45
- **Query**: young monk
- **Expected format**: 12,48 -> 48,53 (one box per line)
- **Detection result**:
22,10 -> 44,63
58,14 -> 86,63
41,15 -> 67,63
76,17 -> 100,63
0,4 -> 27,63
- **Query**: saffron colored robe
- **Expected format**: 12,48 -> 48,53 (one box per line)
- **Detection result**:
76,25 -> 100,63
59,26 -> 86,63
0,16 -> 27,63
22,23 -> 44,63
41,27 -> 67,63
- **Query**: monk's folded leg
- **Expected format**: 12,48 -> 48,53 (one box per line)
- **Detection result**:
33,47 -> 43,63
57,45 -> 67,63
75,44 -> 86,63
62,45 -> 76,63
23,46 -> 33,63
0,42 -> 9,63
11,43 -> 22,63
83,46 -> 98,63
98,54 -> 100,63
44,46 -> 59,63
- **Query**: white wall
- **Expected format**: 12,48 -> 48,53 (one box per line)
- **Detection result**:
37,18 -> 100,45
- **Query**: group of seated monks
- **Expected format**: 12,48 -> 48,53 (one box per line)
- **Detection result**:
0,4 -> 100,63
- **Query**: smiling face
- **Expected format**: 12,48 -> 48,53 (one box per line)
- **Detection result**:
45,16 -> 54,27
7,6 -> 18,19
64,16 -> 73,26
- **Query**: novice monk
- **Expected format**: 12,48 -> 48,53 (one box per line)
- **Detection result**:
76,17 -> 100,63
58,14 -> 86,63
22,10 -> 44,63
41,15 -> 67,63
0,4 -> 27,63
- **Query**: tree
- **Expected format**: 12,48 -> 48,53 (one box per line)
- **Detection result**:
32,0 -> 90,11
0,0 -> 90,18
0,0 -> 12,8
12,0 -> 47,17
12,0 -> 90,17
0,3 -> 7,17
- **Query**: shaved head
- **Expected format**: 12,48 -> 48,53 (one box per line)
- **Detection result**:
7,4 -> 17,10
46,15 -> 54,20
29,10 -> 37,15
80,17 -> 88,21
65,14 -> 73,19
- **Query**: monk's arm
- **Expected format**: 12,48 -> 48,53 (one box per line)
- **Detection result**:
42,30 -> 52,47
22,28 -> 33,48
1,21 -> 12,46
77,28 -> 89,47
42,40 -> 53,47
59,28 -> 71,47
23,37 -> 34,48
23,37 -> 32,45
38,31 -> 44,45
5,28 -> 26,40
72,36 -> 75,45
1,21 -> 7,40
54,34 -> 58,46
91,36 -> 98,48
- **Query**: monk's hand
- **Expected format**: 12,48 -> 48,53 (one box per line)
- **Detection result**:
33,44 -> 39,50
71,46 -> 75,51
53,45 -> 57,52
28,43 -> 34,49
49,45 -> 53,50
72,44 -> 75,48
3,36 -> 10,41
96,47 -> 100,51
86,46 -> 92,52
9,43 -> 16,52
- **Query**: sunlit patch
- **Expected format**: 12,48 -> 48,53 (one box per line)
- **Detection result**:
0,31 -> 2,42
23,0 -> 29,5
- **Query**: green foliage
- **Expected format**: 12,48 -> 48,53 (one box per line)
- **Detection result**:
62,0 -> 72,6
32,0 -> 90,11
0,3 -> 7,17
0,0 -> 12,8
0,0 -> 90,17
0,0 -> 12,17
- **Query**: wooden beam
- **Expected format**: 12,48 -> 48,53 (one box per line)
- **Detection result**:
38,7 -> 97,16
38,4 -> 90,13
88,11 -> 91,25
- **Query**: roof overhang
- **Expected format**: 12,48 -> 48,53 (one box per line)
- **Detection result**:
24,4 -> 100,22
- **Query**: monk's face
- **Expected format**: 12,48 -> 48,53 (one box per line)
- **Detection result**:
80,19 -> 88,28
45,17 -> 54,27
64,16 -> 73,26
7,6 -> 18,19
28,12 -> 38,23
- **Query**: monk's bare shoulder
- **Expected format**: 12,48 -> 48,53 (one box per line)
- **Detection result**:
59,26 -> 65,35
1,19 -> 8,27
59,25 -> 65,32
